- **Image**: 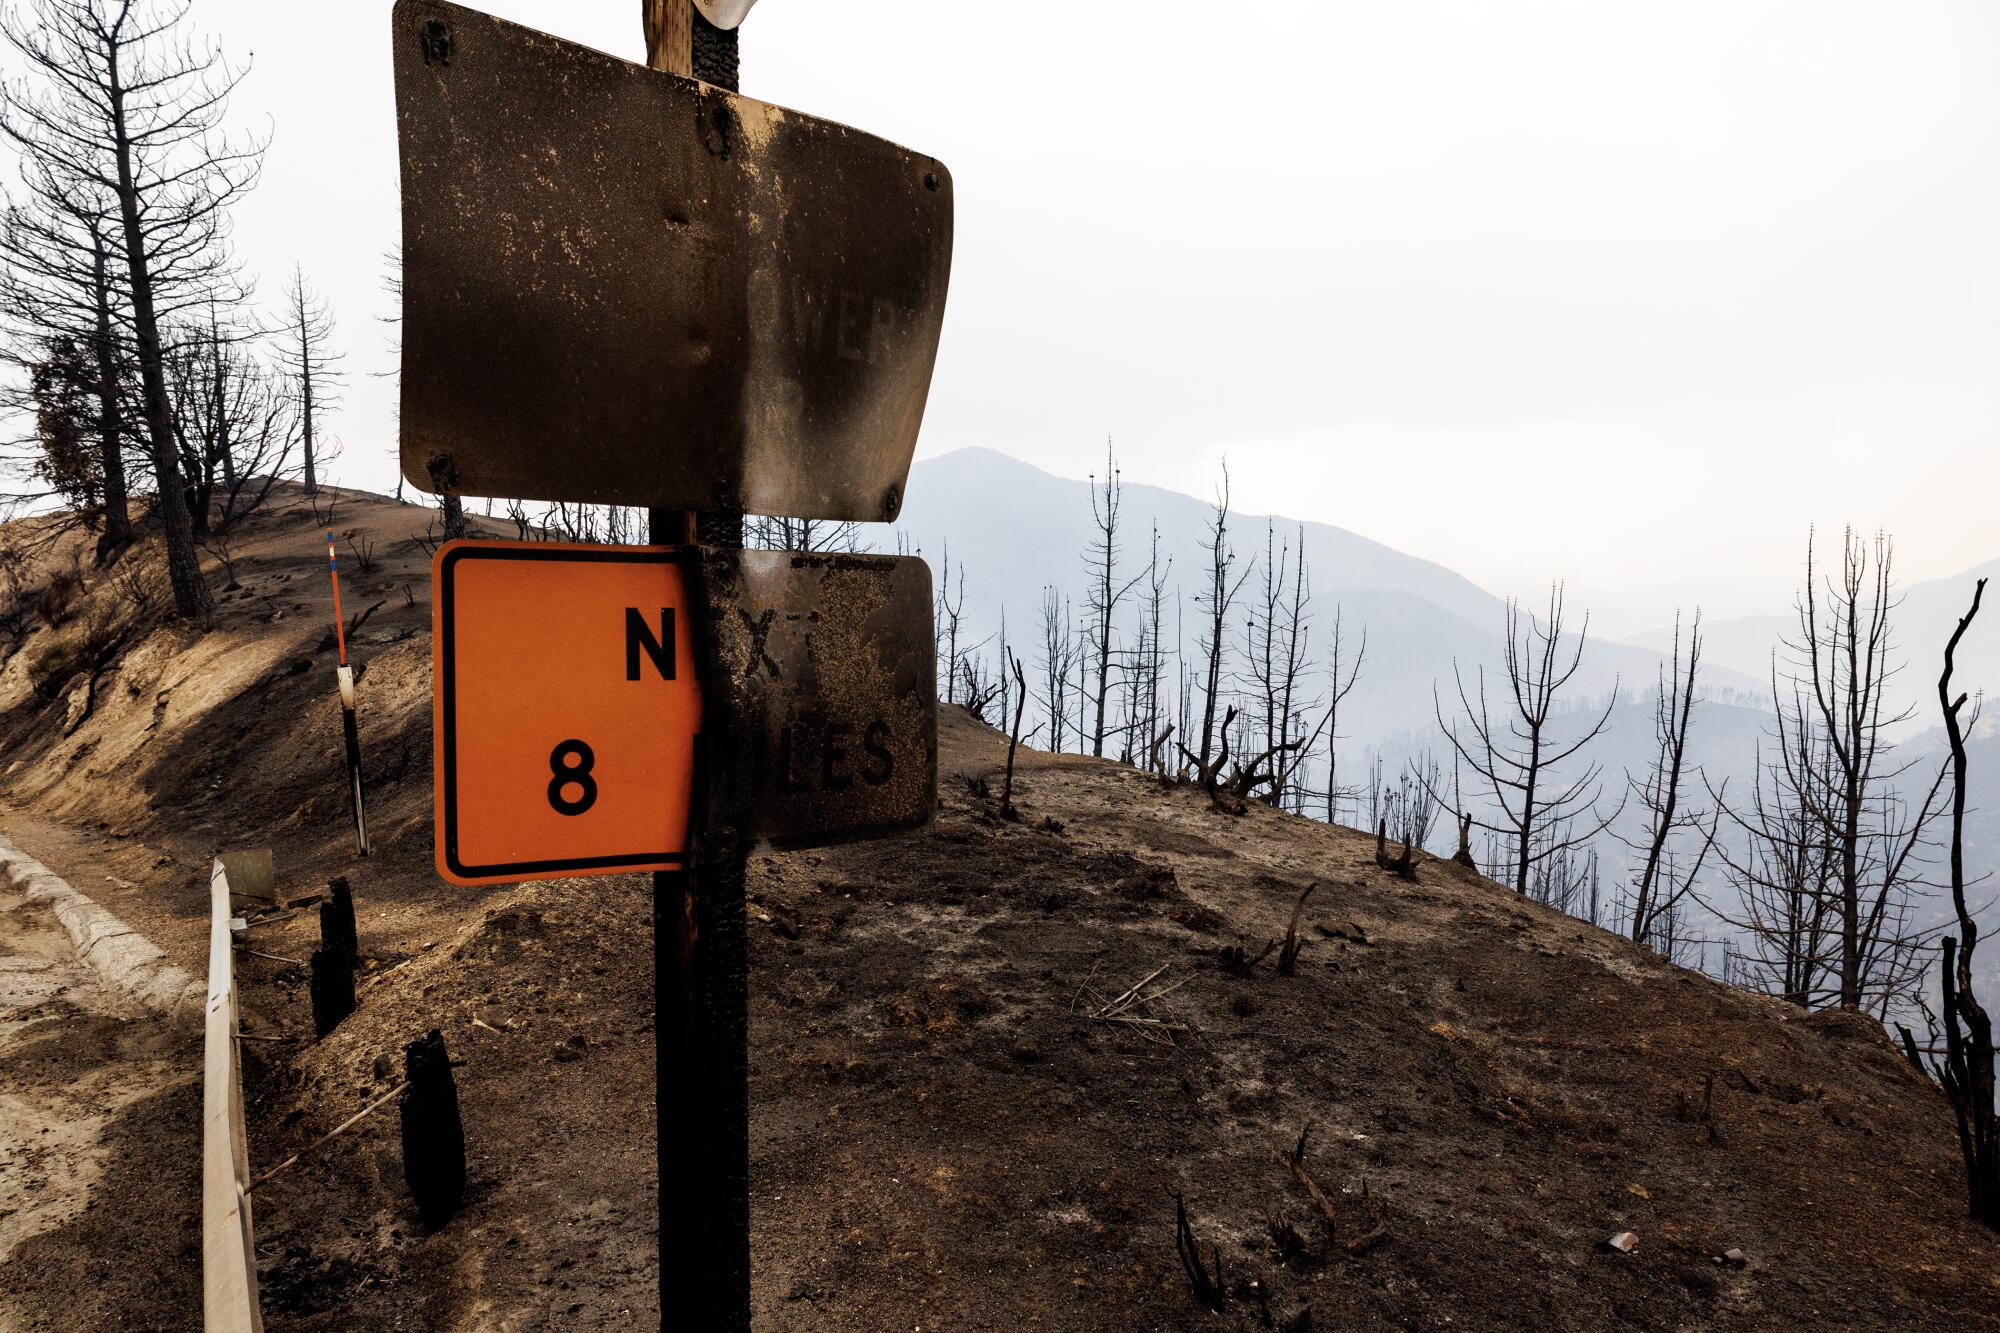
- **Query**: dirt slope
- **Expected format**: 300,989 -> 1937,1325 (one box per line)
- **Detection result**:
1,489 -> 1997,1330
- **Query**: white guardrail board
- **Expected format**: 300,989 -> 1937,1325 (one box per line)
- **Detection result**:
204,850 -> 274,1333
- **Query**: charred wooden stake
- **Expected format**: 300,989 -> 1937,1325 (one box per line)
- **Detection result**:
309,944 -> 355,1038
320,875 -> 358,969
1150,723 -> 1175,787
1172,1190 -> 1226,1312
401,1028 -> 467,1229
1280,1124 -> 1340,1236
1278,884 -> 1316,977
1451,811 -> 1477,868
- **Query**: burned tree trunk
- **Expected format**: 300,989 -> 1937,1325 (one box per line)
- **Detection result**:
1000,649 -> 1027,819
1934,577 -> 1996,1227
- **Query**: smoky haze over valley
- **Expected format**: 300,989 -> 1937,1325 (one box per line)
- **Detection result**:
890,447 -> 2000,997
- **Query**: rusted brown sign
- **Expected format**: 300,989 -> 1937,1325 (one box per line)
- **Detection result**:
391,0 -> 954,523
695,550 -> 935,853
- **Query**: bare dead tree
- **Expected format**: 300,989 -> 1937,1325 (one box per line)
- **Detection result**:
1319,606 -> 1367,825
1000,649 -> 1027,819
1224,729 -> 1302,806
1132,522 -> 1172,772
1244,522 -> 1313,808
275,263 -> 340,497
935,541 -> 966,706
1773,530 -> 1943,1013
1083,438 -> 1143,758
436,480 -> 466,541
1931,577 -> 1995,1226
1110,523 -> 1172,770
1525,815 -> 1598,918
376,245 -> 406,502
745,513 -> 861,553
1709,709 -> 1841,1007
163,303 -> 294,533
957,652 -> 1003,724
1194,463 -> 1251,771
1246,520 -> 1284,775
1037,585 -> 1079,752
1620,611 -> 1723,952
602,502 -> 635,545
1433,585 -> 1621,896
1071,612 -> 1092,752
1,0 -> 264,620
1644,889 -> 1710,970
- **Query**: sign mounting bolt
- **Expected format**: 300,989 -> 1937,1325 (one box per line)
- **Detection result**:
419,18 -> 453,67
882,484 -> 901,520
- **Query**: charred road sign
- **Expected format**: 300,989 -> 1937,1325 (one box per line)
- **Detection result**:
391,0 -> 954,522
431,540 -> 934,884
697,550 -> 935,853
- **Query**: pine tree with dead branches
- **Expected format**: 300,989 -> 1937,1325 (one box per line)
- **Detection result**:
0,0 -> 264,619
276,263 -> 340,498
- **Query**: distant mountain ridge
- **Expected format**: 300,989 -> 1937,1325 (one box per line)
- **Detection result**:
903,446 -> 1503,625
895,447 -> 1767,750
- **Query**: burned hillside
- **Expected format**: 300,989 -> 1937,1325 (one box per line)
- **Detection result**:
1,491 -> 1995,1330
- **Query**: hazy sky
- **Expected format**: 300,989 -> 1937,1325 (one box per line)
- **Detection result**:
9,1 -> 1999,634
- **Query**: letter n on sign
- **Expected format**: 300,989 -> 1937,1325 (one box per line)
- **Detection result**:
431,540 -> 702,885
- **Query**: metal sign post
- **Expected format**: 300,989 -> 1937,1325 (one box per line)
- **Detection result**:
646,8 -> 749,1325
395,3 -> 950,1327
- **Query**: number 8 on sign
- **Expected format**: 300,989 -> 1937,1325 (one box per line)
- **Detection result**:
547,740 -> 599,816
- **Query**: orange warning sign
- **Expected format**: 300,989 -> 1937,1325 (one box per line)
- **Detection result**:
431,540 -> 702,886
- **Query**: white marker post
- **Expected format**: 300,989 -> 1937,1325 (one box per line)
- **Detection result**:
327,530 -> 370,857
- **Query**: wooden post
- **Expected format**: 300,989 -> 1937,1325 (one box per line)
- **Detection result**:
642,0 -> 693,77
646,9 -> 750,1330
400,1029 -> 467,1230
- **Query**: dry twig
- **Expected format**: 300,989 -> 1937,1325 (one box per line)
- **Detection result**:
1080,962 -> 1192,1045
247,1081 -> 408,1193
